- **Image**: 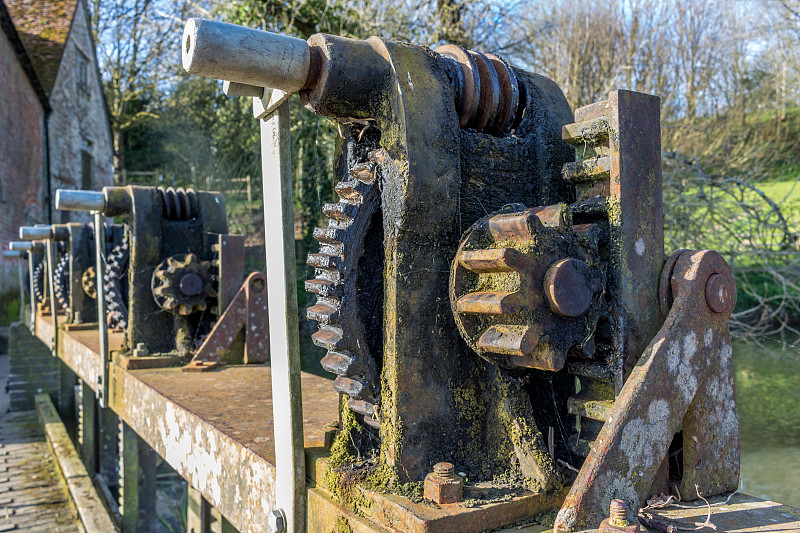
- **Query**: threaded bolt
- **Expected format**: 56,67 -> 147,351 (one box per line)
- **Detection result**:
433,462 -> 455,480
609,499 -> 630,526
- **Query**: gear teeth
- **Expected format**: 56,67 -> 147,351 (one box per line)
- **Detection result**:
347,399 -> 380,429
307,303 -> 339,324
305,279 -> 341,298
307,253 -> 340,270
323,203 -> 358,222
349,162 -> 376,184
313,227 -> 347,245
333,376 -> 372,401
320,351 -> 352,375
334,180 -> 369,204
311,327 -> 343,350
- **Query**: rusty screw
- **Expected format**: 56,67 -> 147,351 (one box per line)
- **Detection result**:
598,499 -> 640,533
424,462 -> 463,504
705,273 -> 733,314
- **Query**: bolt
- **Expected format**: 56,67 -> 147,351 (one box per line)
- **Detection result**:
705,273 -> 732,314
133,342 -> 149,358
609,499 -> 629,526
424,462 -> 463,504
434,462 -> 455,480
250,277 -> 265,293
267,509 -> 286,533
598,498 -> 640,533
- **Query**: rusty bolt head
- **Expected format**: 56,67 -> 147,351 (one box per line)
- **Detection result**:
705,273 -> 733,314
598,499 -> 640,533
424,463 -> 463,504
545,258 -> 595,317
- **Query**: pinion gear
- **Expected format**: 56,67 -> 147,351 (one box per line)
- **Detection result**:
151,254 -> 216,315
82,266 -> 97,299
32,261 -> 45,304
305,129 -> 385,430
450,204 -> 605,371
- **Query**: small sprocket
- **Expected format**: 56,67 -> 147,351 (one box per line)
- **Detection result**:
104,234 -> 129,329
82,266 -> 97,299
53,253 -> 71,311
151,254 -> 216,315
450,204 -> 605,371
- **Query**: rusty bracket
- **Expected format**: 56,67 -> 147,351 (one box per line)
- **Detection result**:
182,271 -> 270,372
554,250 -> 740,531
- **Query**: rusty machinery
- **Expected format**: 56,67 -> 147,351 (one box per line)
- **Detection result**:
55,186 -> 268,371
183,19 -> 739,532
20,222 -> 125,326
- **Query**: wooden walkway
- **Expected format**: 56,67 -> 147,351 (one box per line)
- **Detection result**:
0,410 -> 83,532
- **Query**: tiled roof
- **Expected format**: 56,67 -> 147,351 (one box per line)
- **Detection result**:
3,0 -> 78,95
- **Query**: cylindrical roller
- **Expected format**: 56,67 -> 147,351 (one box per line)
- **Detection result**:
9,241 -> 34,252
56,189 -> 106,212
182,18 -> 314,92
19,226 -> 52,241
4,250 -> 24,259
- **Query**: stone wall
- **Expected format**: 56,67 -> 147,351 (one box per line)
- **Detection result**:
47,0 -> 114,225
7,322 -> 60,411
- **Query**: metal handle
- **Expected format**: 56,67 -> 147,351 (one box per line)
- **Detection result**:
9,241 -> 34,252
55,189 -> 106,212
94,212 -> 110,408
19,226 -> 52,240
182,18 -> 313,92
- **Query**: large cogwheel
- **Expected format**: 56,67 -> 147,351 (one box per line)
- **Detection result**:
306,127 -> 385,430
151,254 -> 216,315
104,234 -> 129,329
53,253 -> 71,311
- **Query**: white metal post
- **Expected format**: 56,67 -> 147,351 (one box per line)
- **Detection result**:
27,250 -> 36,332
260,100 -> 305,533
94,213 -> 110,408
45,239 -> 59,354
17,259 -> 25,323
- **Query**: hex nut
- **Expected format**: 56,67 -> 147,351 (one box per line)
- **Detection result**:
267,509 -> 286,533
423,464 -> 463,504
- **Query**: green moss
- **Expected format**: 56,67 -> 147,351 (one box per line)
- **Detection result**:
330,516 -> 353,533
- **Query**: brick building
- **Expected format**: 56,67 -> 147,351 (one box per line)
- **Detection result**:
0,0 -> 112,295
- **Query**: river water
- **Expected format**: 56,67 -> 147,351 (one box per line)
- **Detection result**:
734,336 -> 800,508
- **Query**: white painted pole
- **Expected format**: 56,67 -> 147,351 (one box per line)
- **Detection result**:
45,239 -> 58,355
260,101 -> 305,533
94,213 -> 110,408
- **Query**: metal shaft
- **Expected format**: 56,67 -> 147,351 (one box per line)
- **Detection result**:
17,259 -> 25,323
94,212 -> 110,408
9,242 -> 33,252
56,189 -> 106,213
20,226 -> 52,240
182,18 -> 313,92
27,250 -> 36,332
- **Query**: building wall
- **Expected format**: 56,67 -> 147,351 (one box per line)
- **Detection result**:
0,28 -> 45,295
47,0 -> 113,225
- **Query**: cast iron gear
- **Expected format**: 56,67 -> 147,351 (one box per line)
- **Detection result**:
32,261 -> 46,303
104,234 -> 129,330
53,253 -> 71,311
151,254 -> 216,315
305,127 -> 384,430
450,204 -> 605,371
82,266 -> 97,299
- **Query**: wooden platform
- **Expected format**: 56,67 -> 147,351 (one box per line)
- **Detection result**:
0,410 -> 83,532
37,314 -> 339,533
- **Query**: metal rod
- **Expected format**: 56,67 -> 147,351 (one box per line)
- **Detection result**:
182,18 -> 311,92
20,225 -> 52,240
45,239 -> 58,355
56,189 -> 106,212
9,241 -> 33,252
17,258 -> 25,323
260,100 -> 305,532
94,212 -> 110,409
